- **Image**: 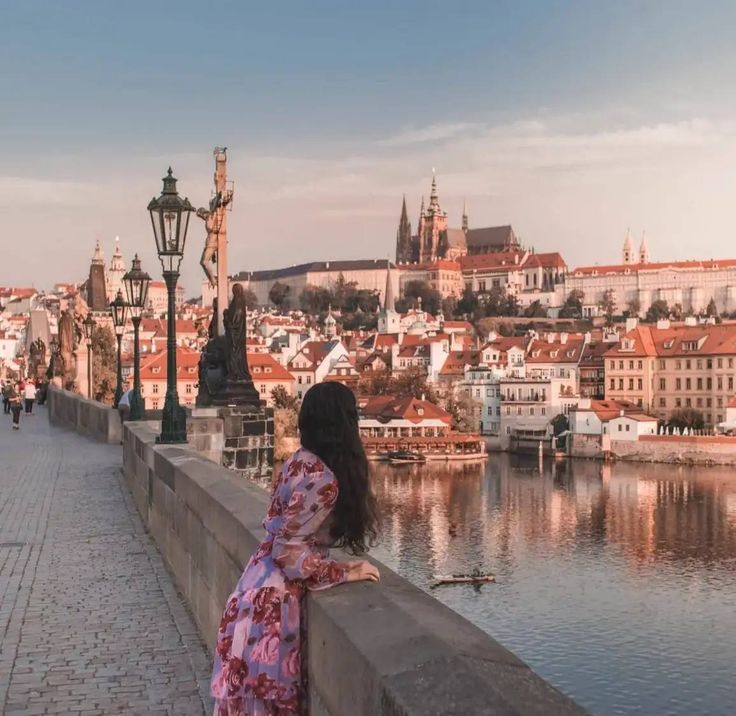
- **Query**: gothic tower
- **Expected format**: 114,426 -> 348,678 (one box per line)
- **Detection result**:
87,241 -> 108,312
639,232 -> 649,264
418,172 -> 448,262
106,236 -> 125,302
622,228 -> 634,265
378,261 -> 401,334
462,198 -> 469,233
395,195 -> 413,264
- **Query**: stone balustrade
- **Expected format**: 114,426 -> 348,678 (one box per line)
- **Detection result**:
48,384 -> 122,444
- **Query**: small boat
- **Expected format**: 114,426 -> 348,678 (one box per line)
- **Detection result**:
387,450 -> 426,464
431,569 -> 496,588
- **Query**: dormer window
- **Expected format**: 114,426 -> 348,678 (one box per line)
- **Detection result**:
663,339 -> 674,349
620,338 -> 635,352
417,408 -> 424,416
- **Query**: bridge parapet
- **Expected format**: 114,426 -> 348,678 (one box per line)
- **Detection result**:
48,384 -> 122,444
122,417 -> 587,716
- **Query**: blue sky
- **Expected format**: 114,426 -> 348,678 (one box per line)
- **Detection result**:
3,1 -> 736,292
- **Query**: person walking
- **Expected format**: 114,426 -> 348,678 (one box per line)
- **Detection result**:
2,381 -> 11,414
8,385 -> 22,430
211,382 -> 380,715
24,380 -> 37,414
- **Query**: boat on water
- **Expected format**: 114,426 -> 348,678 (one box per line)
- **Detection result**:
387,450 -> 427,464
431,569 -> 496,588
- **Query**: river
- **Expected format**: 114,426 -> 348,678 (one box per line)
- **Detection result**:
369,455 -> 736,716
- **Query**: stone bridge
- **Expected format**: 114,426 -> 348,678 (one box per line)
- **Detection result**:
0,387 -> 586,715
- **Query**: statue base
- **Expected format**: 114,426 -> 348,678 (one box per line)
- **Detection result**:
220,405 -> 274,482
210,379 -> 262,407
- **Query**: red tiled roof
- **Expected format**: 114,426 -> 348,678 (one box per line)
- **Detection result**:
139,346 -> 199,380
572,258 -> 736,276
459,251 -> 526,270
439,350 -> 481,375
362,396 -> 451,425
248,352 -> 294,381
526,337 -> 586,363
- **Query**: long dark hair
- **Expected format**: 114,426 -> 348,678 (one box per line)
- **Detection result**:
298,382 -> 379,554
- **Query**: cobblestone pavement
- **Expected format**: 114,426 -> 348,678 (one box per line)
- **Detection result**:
0,406 -> 213,715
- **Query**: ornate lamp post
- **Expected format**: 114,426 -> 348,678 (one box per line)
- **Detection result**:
83,314 -> 95,399
110,289 -> 128,408
148,167 -> 194,443
122,254 -> 151,421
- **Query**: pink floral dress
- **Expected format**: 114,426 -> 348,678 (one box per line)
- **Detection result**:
211,448 -> 347,715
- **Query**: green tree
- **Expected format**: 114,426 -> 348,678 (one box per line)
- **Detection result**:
269,281 -> 291,309
669,408 -> 705,431
671,303 -> 684,321
299,285 -> 332,314
242,288 -> 259,310
598,289 -> 617,326
523,300 -> 547,318
271,385 -> 299,410
91,325 -> 117,404
357,368 -> 393,396
645,299 -> 669,323
391,368 -> 439,403
559,290 -> 584,319
397,280 -> 441,315
456,285 -> 479,317
441,295 -> 459,319
705,297 -> 719,319
624,297 -> 641,319
445,392 -> 480,433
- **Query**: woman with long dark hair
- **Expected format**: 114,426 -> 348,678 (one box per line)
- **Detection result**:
212,382 -> 380,715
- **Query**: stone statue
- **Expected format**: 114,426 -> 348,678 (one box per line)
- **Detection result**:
57,309 -> 77,388
196,194 -> 222,288
28,338 -> 46,379
224,284 -> 250,380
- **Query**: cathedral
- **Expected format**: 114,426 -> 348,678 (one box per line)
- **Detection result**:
395,173 -> 522,264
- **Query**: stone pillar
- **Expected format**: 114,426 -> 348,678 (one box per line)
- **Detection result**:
220,405 -> 275,481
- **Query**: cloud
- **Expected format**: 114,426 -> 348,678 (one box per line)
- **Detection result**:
377,122 -> 481,147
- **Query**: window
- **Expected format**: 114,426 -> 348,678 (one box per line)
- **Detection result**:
717,397 -> 723,408
675,398 -> 682,408
496,406 -> 501,416
729,377 -> 734,391
541,407 -> 546,416
618,379 -> 624,390
697,378 -> 703,390
718,377 -> 723,390
686,378 -> 691,390
486,388 -> 492,397
506,426 -> 512,435
730,358 -> 734,369
718,358 -> 723,368
185,384 -> 192,394
530,407 -> 535,415
152,400 -> 159,410
637,360 -> 643,370
718,414 -> 723,423
659,378 -> 666,390
697,397 -> 703,407
260,384 -> 266,394
676,378 -> 682,390
628,378 -> 634,390
506,406 -> 511,415
152,384 -> 159,394
686,398 -> 692,407
707,359 -> 713,369
659,359 -> 666,369
298,376 -> 302,384
637,379 -> 643,390
618,424 -> 622,432
487,407 -> 493,416
625,424 -> 630,432
707,398 -> 712,408
697,359 -> 703,370
609,360 -> 616,370
475,388 -> 481,398
517,407 -> 522,415
610,378 -> 615,390
686,360 -> 691,369
637,399 -> 642,407
619,360 -> 624,370
659,397 -> 666,407
306,376 -> 312,384
629,360 -> 634,370
676,360 -> 682,369
707,378 -> 712,390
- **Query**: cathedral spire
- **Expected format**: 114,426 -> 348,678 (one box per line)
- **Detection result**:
462,198 -> 468,232
639,231 -> 649,264
395,195 -> 412,263
622,228 -> 634,265
92,240 -> 105,266
384,260 -> 395,312
428,169 -> 441,215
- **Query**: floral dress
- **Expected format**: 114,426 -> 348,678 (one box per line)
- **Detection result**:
211,448 -> 347,715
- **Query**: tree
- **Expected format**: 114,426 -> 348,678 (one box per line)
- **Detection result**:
559,290 -> 584,319
456,286 -> 479,317
274,407 -> 299,460
441,295 -> 458,319
645,299 -> 669,323
91,325 -> 116,404
671,303 -> 684,321
241,288 -> 258,310
624,297 -> 641,319
299,285 -> 332,314
398,280 -> 441,316
331,273 -> 359,312
269,281 -> 291,309
391,368 -> 438,403
445,392 -> 480,433
271,385 -> 299,410
669,408 -> 705,431
357,368 -> 393,396
598,289 -> 617,326
705,298 -> 719,319
523,300 -> 547,318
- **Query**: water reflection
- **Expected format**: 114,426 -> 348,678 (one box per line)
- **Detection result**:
370,456 -> 736,716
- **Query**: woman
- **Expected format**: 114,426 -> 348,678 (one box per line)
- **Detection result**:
8,384 -> 22,430
212,382 -> 380,715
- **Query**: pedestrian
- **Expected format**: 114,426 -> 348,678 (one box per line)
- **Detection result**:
2,381 -> 11,414
211,382 -> 380,716
24,380 -> 37,414
117,381 -> 132,423
8,385 -> 22,430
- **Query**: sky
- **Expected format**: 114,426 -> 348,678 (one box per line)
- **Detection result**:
3,0 -> 736,295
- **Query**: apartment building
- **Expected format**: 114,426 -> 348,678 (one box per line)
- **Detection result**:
604,319 -> 736,425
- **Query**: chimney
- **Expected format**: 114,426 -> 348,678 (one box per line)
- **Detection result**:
625,317 -> 638,333
560,332 -> 568,345
547,332 -> 555,344
685,315 -> 697,326
656,318 -> 670,330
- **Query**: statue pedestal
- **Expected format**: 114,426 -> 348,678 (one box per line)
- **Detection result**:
187,407 -> 225,465
220,405 -> 274,482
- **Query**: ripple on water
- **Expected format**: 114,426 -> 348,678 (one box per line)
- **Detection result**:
371,455 -> 736,716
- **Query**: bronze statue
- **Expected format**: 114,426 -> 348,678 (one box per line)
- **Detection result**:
224,284 -> 251,380
196,194 -> 223,288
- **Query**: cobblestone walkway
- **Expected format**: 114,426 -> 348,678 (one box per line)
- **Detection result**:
0,406 -> 213,715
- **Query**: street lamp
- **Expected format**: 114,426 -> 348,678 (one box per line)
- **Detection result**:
122,254 -> 151,420
148,167 -> 194,443
110,289 -> 128,408
83,314 -> 95,399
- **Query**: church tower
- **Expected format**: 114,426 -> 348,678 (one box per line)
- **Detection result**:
87,241 -> 108,312
639,232 -> 649,264
418,171 -> 448,263
378,261 -> 401,334
622,229 -> 634,265
106,236 -> 125,302
462,198 -> 469,233
395,196 -> 413,264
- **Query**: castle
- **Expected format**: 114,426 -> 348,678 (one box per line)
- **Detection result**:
395,172 -> 521,264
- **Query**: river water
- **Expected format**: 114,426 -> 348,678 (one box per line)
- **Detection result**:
369,455 -> 736,716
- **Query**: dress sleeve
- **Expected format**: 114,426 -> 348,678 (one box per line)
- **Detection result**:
271,462 -> 347,591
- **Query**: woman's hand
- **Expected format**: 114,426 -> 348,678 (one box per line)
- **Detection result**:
343,559 -> 380,583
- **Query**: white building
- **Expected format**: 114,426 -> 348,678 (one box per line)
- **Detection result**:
461,365 -> 506,436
